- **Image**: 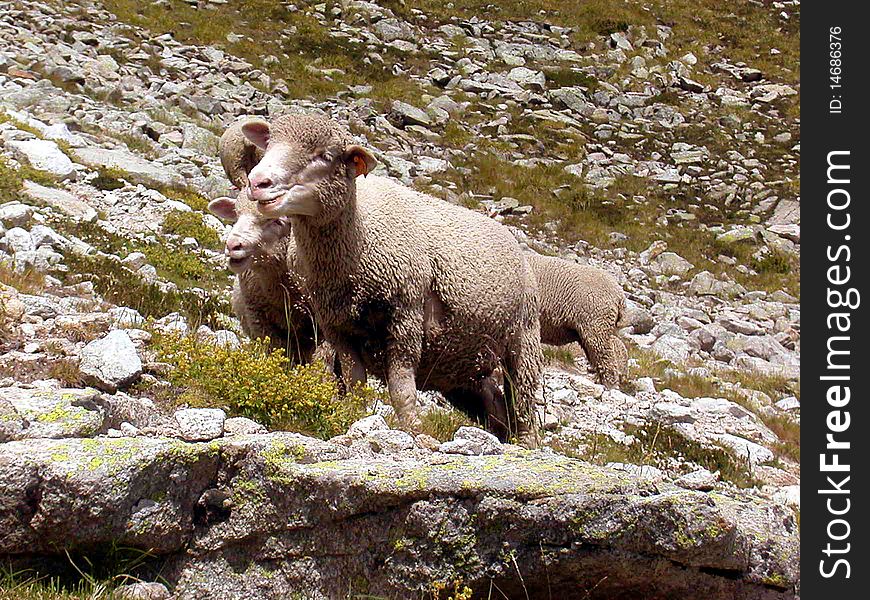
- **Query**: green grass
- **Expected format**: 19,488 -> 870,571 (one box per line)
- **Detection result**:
552,421 -> 760,488
48,217 -> 226,291
417,406 -> 473,442
101,0 -> 428,112
161,210 -> 222,250
543,346 -> 577,370
63,252 -> 231,329
0,544 -> 158,600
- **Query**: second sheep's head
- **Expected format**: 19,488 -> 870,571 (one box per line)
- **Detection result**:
208,190 -> 291,274
241,114 -> 377,222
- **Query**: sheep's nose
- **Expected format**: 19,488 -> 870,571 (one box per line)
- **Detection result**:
226,238 -> 244,254
250,173 -> 273,190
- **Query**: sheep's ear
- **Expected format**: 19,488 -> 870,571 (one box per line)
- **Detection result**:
241,119 -> 271,150
343,145 -> 376,178
207,197 -> 238,222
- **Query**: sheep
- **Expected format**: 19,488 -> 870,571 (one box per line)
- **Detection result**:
207,190 -> 320,364
219,118 -> 266,189
240,113 -> 544,444
526,252 -> 628,387
215,118 -> 323,362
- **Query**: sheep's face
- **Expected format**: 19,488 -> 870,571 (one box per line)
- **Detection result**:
208,192 -> 290,274
241,115 -> 376,223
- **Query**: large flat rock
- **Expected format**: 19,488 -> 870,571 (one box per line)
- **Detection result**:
71,146 -> 185,189
21,180 -> 98,222
0,433 -> 799,599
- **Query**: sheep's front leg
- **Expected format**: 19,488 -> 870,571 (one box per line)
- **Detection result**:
387,363 -> 420,429
386,310 -> 424,430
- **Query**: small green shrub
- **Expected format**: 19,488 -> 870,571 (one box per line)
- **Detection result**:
0,156 -> 24,203
161,210 -> 221,250
543,67 -> 598,90
143,247 -> 212,282
752,250 -> 793,275
153,334 -> 371,438
16,164 -> 59,188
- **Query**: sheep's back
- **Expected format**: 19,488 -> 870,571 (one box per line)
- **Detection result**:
528,253 -> 624,342
358,177 -> 535,325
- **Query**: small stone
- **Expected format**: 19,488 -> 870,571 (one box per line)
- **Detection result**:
72,147 -> 184,189
414,433 -> 441,451
0,202 -> 34,227
120,422 -> 140,436
112,581 -> 171,600
716,227 -> 757,245
775,396 -> 800,411
389,100 -> 432,128
0,227 -> 35,253
772,485 -> 800,509
438,438 -> 480,456
652,402 -> 696,424
713,433 -> 774,465
720,317 -> 764,336
676,468 -> 719,491
79,330 -> 143,393
634,377 -> 656,393
653,251 -> 694,276
507,67 -> 546,90
606,462 -> 664,481
440,426 -> 503,456
174,408 -> 226,441
347,414 -> 389,438
224,416 -> 267,436
368,429 -> 415,453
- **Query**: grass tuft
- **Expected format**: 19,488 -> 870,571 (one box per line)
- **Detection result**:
417,406 -> 473,442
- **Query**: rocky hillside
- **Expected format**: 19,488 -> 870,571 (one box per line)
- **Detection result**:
0,0 -> 799,597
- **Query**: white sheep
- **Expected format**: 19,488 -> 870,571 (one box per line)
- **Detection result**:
526,253 -> 628,386
240,114 -> 544,443
208,191 -> 320,364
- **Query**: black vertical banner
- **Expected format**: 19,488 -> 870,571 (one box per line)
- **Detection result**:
803,2 -> 867,597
